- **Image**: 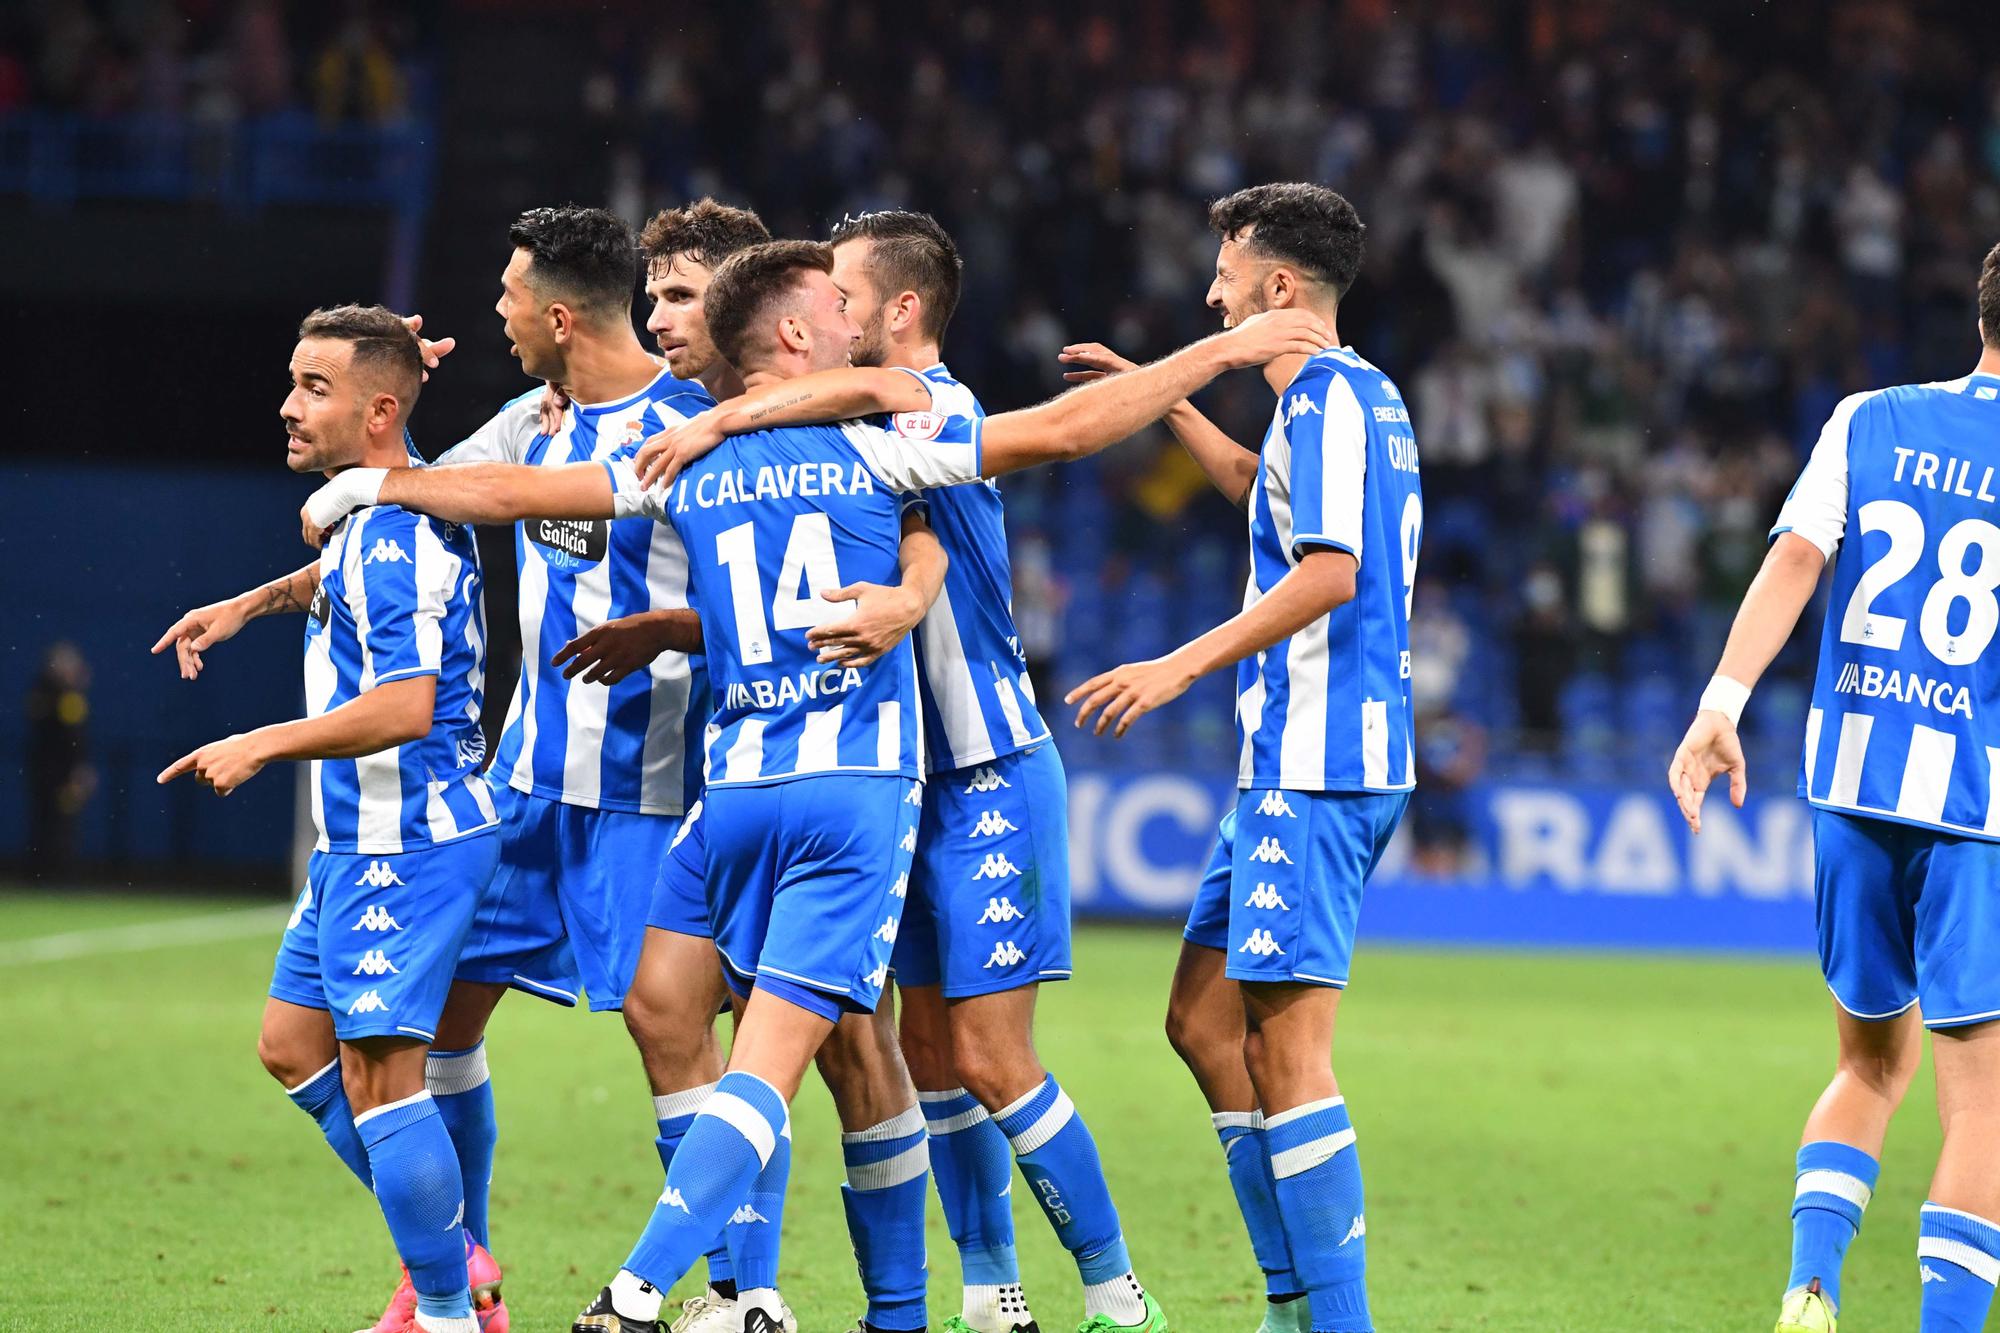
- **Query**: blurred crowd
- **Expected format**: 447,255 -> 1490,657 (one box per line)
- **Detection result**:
2,0 -> 422,123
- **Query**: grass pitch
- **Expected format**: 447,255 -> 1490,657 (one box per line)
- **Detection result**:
0,886 -> 1949,1330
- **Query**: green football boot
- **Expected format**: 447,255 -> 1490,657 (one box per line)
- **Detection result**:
1252,1296 -> 1311,1333
1075,1291 -> 1168,1333
1775,1278 -> 1836,1333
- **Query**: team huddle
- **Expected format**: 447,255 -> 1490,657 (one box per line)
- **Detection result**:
148,167 -> 2000,1333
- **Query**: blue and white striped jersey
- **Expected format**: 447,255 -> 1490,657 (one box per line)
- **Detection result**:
1237,347 -> 1423,792
436,368 -> 713,816
899,364 -> 1050,772
1775,371 -> 2000,839
657,413 -> 983,788
305,500 -> 497,853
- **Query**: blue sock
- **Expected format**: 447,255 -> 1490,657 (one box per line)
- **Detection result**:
285,1058 -> 372,1190
729,1112 -> 791,1294
1214,1110 -> 1302,1300
1920,1203 -> 2000,1331
995,1075 -> 1144,1323
840,1106 -> 931,1331
1789,1141 -> 1878,1309
655,1084 -> 735,1294
426,1043 -> 496,1252
617,1071 -> 788,1317
355,1092 -> 471,1319
921,1088 -> 1023,1289
1266,1096 -> 1369,1333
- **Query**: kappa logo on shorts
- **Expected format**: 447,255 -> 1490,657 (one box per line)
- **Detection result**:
899,826 -> 918,853
1245,883 -> 1291,911
1341,1214 -> 1366,1246
984,940 -> 1028,969
670,801 -> 701,851
1255,791 -> 1297,818
973,852 -> 1021,880
964,766 -> 1012,795
977,896 -> 1024,925
873,916 -> 899,944
354,860 -> 405,889
1238,929 -> 1286,958
352,950 -> 400,976
363,538 -> 411,565
661,1187 -> 690,1214
287,886 -> 312,929
904,783 -> 923,806
351,904 -> 403,932
1249,837 -> 1293,865
969,810 -> 1019,838
727,1204 -> 769,1226
865,962 -> 889,988
889,873 -> 908,899
347,990 -> 391,1015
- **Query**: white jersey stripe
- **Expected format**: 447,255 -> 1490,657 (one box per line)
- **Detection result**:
877,702 -> 901,772
993,675 -> 1033,747
560,559 -> 616,806
723,720 -> 767,785
1361,699 -> 1389,788
509,545 -> 550,798
1804,707 -> 1825,790
797,706 -> 842,773
1280,619 -> 1331,785
916,584 -> 994,763
1828,712 -> 1874,807
1896,725 -> 1956,825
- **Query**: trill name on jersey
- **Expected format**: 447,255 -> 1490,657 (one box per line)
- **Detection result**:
1892,447 -> 2000,503
1831,660 -> 1975,717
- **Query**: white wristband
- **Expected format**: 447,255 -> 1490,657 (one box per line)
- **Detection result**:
1698,675 -> 1752,727
307,467 -> 387,532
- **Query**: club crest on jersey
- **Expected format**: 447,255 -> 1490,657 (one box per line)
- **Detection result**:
352,950 -> 400,976
893,409 -> 947,440
1238,929 -> 1286,958
363,538 -> 410,565
347,990 -> 390,1015
1254,791 -> 1296,818
973,852 -> 1021,880
1245,884 -> 1291,911
969,810 -> 1019,838
984,940 -> 1028,969
354,861 -> 405,889
977,896 -> 1024,925
1249,837 -> 1293,865
528,517 -> 608,569
964,766 -> 1012,794
1832,661 -> 1974,717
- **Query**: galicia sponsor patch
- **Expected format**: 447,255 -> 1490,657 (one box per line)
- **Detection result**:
309,582 -> 330,628
528,517 -> 609,566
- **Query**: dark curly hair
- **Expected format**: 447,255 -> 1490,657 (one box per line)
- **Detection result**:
639,198 -> 772,273
507,205 -> 638,319
1981,240 -> 2000,348
1208,183 -> 1367,298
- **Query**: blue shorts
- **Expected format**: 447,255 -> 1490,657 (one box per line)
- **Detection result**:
1184,788 -> 1410,987
1813,809 -> 2000,1029
894,745 -> 1073,997
646,796 -> 713,938
455,785 -> 678,1012
705,774 -> 922,1023
270,831 -> 500,1043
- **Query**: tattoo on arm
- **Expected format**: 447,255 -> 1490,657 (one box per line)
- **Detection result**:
260,580 -> 304,615
744,391 -> 812,424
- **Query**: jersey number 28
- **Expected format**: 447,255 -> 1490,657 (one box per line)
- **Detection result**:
1840,498 -> 2000,665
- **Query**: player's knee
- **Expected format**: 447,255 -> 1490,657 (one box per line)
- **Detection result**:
898,1016 -> 956,1091
1165,991 -> 1225,1069
953,1041 -> 1041,1110
623,982 -> 713,1073
256,1027 -> 317,1089
1841,1037 -> 1922,1100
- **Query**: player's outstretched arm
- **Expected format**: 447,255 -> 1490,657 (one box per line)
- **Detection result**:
634,368 -> 933,489
1059,342 -> 1260,507
301,461 -> 617,546
981,309 -> 1330,478
552,610 -> 704,686
1068,548 -> 1357,737
805,508 -> 950,667
1668,532 -> 1827,833
152,562 -> 323,680
157,675 -> 436,796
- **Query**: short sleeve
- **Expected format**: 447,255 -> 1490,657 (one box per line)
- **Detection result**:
601,456 -> 670,521
839,414 -> 983,492
346,510 -> 457,686
1286,369 -> 1368,563
432,393 -> 541,466
1771,392 -> 1870,559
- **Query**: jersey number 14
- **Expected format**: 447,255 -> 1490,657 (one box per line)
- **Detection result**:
715,514 -> 847,665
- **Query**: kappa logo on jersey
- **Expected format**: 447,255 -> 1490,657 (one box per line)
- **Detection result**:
984,940 -> 1028,969
969,809 -> 1019,838
1238,929 -> 1286,958
892,409 -> 947,440
287,886 -> 312,930
1249,837 -> 1293,865
351,904 -> 403,932
1255,790 -> 1297,818
1245,883 -> 1291,911
660,1187 -> 690,1214
1284,392 -> 1321,425
363,538 -> 411,566
977,896 -> 1025,925
1341,1215 -> 1366,1247
973,852 -> 1021,880
347,990 -> 390,1015
889,872 -> 908,899
352,950 -> 400,976
964,766 -> 1012,794
354,861 -> 405,889
873,916 -> 899,944
727,1204 -> 769,1226
899,826 -> 918,853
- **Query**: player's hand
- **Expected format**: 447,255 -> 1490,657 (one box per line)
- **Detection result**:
636,411 -> 727,490
152,595 -> 253,680
536,381 -> 570,437
1065,652 -> 1199,738
1214,309 -> 1335,369
552,618 -> 670,685
1668,711 -> 1748,834
1057,342 -> 1140,384
400,314 -> 455,383
806,583 -> 923,668
157,732 -> 269,796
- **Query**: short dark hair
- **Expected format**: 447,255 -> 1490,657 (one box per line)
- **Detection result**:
1208,183 -> 1367,298
1981,241 -> 2000,349
829,210 -> 963,342
639,198 -> 772,272
507,205 -> 637,318
297,304 -> 422,413
703,240 -> 835,368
